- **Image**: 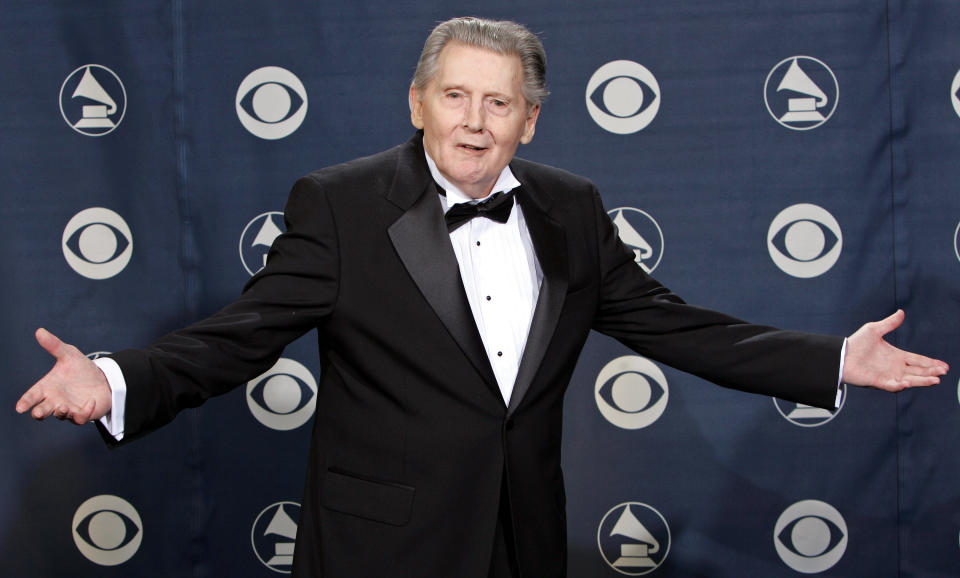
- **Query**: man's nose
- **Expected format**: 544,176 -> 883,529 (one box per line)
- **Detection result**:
462,99 -> 485,132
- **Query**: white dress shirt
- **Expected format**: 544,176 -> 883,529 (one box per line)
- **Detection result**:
425,152 -> 542,404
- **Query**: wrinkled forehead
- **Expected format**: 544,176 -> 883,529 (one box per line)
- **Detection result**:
431,43 -> 525,93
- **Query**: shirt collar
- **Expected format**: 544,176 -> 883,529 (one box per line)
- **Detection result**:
424,149 -> 521,206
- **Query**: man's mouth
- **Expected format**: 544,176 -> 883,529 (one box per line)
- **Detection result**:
458,144 -> 488,151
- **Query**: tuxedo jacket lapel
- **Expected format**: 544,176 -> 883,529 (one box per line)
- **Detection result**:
386,143 -> 498,392
508,184 -> 569,415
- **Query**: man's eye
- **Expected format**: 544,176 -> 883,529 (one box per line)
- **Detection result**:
485,97 -> 512,116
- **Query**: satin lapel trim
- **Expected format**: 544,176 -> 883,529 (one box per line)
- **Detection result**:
387,182 -> 498,389
508,193 -> 568,415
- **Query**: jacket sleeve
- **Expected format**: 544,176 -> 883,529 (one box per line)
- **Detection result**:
106,174 -> 340,444
587,188 -> 843,409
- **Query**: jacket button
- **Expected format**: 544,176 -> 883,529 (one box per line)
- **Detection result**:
505,419 -> 515,430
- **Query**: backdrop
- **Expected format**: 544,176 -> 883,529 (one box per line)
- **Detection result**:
3,1 -> 959,576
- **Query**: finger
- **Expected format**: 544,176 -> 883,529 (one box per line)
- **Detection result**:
874,371 -> 942,390
35,327 -> 66,360
896,374 -> 942,388
71,399 -> 96,425
903,361 -> 950,377
15,385 -> 44,414
901,351 -> 950,373
54,404 -> 70,420
30,399 -> 55,421
873,309 -> 905,336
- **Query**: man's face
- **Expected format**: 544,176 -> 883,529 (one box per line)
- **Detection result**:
409,42 -> 540,199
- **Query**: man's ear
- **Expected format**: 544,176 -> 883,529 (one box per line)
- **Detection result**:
409,84 -> 424,130
519,104 -> 541,145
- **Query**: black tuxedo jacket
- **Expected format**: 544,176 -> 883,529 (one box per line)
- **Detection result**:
108,132 -> 843,577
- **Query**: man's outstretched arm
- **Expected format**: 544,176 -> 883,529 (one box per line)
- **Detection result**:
843,309 -> 949,390
15,328 -> 112,425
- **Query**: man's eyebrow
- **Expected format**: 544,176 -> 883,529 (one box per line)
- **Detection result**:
439,83 -> 509,95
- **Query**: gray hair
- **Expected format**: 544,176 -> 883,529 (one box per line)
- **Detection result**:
411,17 -> 548,108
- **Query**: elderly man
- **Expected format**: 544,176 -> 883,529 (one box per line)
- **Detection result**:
17,16 -> 947,578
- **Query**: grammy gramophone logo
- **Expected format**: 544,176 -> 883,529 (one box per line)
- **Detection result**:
251,501 -> 300,574
59,64 -> 127,136
597,502 -> 671,575
607,207 -> 664,274
240,211 -> 286,276
764,56 -> 838,130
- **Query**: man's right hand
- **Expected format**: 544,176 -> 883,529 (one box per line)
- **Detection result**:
15,328 -> 112,425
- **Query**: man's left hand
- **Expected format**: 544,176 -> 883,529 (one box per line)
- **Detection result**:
843,309 -> 949,391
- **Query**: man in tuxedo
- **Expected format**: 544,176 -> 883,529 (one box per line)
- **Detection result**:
17,17 -> 948,578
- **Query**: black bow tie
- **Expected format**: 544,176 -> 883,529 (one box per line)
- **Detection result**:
444,191 -> 516,232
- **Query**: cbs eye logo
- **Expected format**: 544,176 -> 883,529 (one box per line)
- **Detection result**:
246,358 -> 318,430
236,66 -> 308,140
240,211 -> 285,276
767,203 -> 842,278
586,60 -> 660,134
62,207 -> 133,280
949,69 -> 960,119
595,356 -> 668,429
774,499 -> 847,573
72,495 -> 143,566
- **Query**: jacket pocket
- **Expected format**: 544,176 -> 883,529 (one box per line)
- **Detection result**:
320,468 -> 416,526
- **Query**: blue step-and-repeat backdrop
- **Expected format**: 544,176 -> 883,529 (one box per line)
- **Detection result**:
3,1 -> 959,576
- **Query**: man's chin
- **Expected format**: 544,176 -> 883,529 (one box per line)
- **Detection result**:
444,168 -> 499,198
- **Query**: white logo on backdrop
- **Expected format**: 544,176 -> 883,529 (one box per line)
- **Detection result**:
72,495 -> 143,566
246,358 -> 318,431
950,69 -> 960,119
597,502 -> 671,575
954,221 -> 959,264
586,61 -> 661,134
251,501 -> 300,574
764,56 -> 838,130
774,500 -> 847,573
607,207 -> 664,274
240,211 -> 286,275
774,385 -> 846,427
62,207 -> 133,280
236,67 -> 308,139
767,203 -> 842,278
60,64 -> 127,136
595,356 -> 668,429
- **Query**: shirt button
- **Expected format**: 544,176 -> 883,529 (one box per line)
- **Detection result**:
486,296 -> 492,301
497,351 -> 503,357
476,241 -> 481,246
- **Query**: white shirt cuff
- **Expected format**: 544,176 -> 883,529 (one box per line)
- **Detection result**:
836,338 -> 847,408
93,357 -> 126,441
